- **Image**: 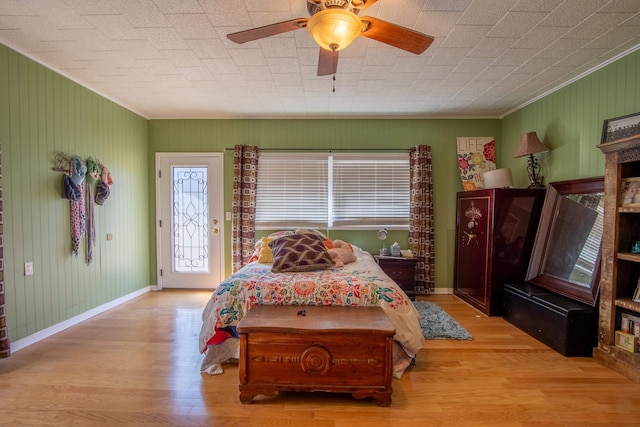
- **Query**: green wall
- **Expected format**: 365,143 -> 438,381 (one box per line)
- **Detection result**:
0,45 -> 151,343
501,49 -> 640,185
148,119 -> 503,288
148,50 -> 640,289
2,41 -> 639,346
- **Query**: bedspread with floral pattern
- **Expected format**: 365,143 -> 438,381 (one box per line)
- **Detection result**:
198,247 -> 425,376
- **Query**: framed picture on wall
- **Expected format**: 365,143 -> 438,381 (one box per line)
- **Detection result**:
601,112 -> 640,144
619,178 -> 640,207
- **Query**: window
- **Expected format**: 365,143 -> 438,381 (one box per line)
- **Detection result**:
256,152 -> 409,230
255,153 -> 328,229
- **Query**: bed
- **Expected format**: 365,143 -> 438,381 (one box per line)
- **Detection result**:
198,231 -> 425,379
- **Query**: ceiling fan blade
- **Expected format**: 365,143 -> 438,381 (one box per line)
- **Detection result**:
360,17 -> 434,54
227,18 -> 308,44
317,48 -> 339,76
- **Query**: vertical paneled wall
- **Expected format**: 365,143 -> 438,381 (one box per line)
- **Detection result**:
148,118 -> 503,290
149,46 -> 640,290
501,49 -> 640,186
0,45 -> 150,344
2,43 -> 638,324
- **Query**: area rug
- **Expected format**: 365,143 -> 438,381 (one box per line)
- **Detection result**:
413,301 -> 472,340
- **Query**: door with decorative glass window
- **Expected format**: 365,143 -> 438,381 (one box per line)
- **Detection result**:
156,153 -> 224,289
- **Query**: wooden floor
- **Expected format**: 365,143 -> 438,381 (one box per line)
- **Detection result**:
1,291 -> 640,426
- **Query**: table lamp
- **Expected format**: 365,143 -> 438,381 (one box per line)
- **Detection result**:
513,132 -> 549,189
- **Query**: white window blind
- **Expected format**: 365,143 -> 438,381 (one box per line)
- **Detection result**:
330,154 -> 410,228
256,153 -> 328,229
255,152 -> 409,230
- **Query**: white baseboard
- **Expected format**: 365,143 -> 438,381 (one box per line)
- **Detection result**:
11,286 -> 152,353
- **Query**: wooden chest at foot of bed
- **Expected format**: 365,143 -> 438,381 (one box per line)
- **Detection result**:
237,304 -> 396,406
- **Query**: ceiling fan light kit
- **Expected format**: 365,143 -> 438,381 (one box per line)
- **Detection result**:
226,0 -> 434,77
307,8 -> 363,51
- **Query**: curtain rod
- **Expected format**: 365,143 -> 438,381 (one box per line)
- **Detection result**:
224,147 -> 409,152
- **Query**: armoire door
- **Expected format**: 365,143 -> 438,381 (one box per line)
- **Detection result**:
454,194 -> 492,312
454,188 -> 545,315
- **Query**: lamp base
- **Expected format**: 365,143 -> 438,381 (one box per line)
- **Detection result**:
526,155 -> 545,189
379,247 -> 390,256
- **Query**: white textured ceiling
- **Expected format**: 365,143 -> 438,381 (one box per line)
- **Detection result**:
0,0 -> 639,119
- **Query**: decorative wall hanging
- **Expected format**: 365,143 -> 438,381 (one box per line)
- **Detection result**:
456,137 -> 496,191
52,152 -> 113,265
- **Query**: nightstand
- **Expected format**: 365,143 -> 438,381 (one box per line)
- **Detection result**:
375,256 -> 418,300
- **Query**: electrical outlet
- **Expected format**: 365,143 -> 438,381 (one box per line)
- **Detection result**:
225,211 -> 232,221
24,262 -> 33,276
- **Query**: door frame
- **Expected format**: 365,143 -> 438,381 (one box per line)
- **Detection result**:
155,152 -> 225,290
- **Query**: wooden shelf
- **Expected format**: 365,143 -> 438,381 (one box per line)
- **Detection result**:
597,133 -> 640,383
597,134 -> 640,153
617,252 -> 640,263
615,298 -> 640,313
619,206 -> 640,213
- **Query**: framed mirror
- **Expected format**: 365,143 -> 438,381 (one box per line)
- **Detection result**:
526,177 -> 604,306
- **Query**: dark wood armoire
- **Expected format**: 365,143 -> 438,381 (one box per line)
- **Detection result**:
453,188 -> 546,315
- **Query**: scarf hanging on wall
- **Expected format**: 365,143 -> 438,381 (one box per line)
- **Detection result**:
84,181 -> 95,264
54,152 -> 110,262
70,159 -> 86,257
84,159 -> 99,264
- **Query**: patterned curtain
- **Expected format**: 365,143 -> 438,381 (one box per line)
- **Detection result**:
232,145 -> 259,273
409,145 -> 435,294
0,144 -> 8,358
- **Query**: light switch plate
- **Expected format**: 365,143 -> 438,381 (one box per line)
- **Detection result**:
24,262 -> 33,276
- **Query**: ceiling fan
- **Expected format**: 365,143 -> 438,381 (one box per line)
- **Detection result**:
227,0 -> 434,76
